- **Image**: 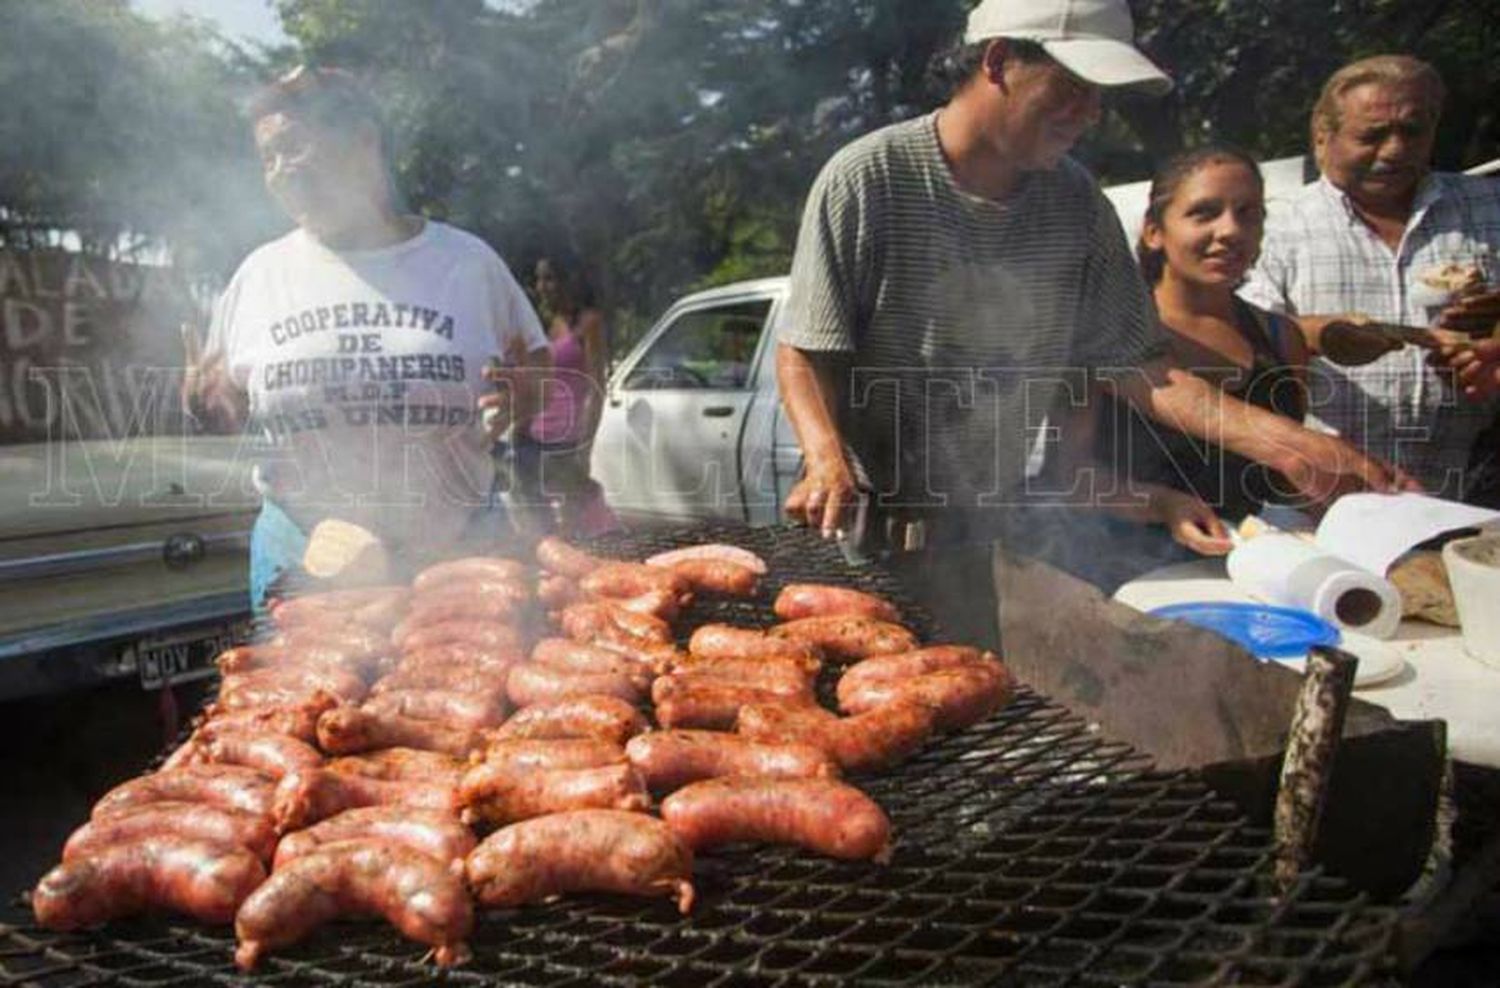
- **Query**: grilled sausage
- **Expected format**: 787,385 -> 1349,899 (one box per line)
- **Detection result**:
506,662 -> 645,708
397,640 -> 524,671
400,592 -> 521,629
197,696 -> 337,743
537,574 -> 586,609
687,624 -> 824,672
412,556 -> 527,593
63,802 -> 277,864
659,663 -> 812,697
660,777 -> 891,861
594,587 -> 684,621
489,695 -> 648,746
393,619 -> 523,654
835,645 -> 989,698
34,836 -> 266,930
93,765 -> 275,820
478,738 -> 627,774
535,535 -> 608,578
272,769 -> 458,832
626,730 -> 838,793
271,588 -> 410,632
580,562 -> 690,603
665,558 -> 759,597
773,583 -> 901,623
217,682 -> 343,713
467,810 -> 694,913
217,643 -> 376,679
459,762 -> 650,825
363,688 -> 508,729
371,664 -> 514,696
273,807 -> 476,873
559,601 -> 674,647
198,729 -> 323,780
769,616 -> 917,663
316,707 -> 484,758
235,839 -> 471,970
274,625 -> 390,661
531,638 -> 659,682
221,664 -> 368,704
737,701 -> 936,774
838,663 -> 1013,732
646,543 -> 768,575
653,678 -> 813,731
326,748 -> 468,785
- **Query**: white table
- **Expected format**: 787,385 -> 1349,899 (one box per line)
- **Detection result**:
1115,559 -> 1500,769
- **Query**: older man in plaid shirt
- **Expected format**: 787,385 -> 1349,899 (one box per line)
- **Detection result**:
1242,55 -> 1500,502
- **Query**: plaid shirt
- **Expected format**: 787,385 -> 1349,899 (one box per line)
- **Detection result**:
1240,173 -> 1500,498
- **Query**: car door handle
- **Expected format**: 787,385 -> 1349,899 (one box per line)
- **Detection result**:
702,406 -> 735,418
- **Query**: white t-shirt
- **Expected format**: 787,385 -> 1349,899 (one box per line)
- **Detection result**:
208,220 -> 547,547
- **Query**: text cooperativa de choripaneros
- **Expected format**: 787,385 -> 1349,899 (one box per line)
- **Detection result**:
260,353 -> 468,391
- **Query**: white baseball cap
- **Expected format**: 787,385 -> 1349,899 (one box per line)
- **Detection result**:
965,0 -> 1173,95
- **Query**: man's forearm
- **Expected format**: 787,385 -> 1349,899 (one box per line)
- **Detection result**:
775,344 -> 847,463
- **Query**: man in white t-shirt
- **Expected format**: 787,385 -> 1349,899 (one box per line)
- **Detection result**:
187,67 -> 550,609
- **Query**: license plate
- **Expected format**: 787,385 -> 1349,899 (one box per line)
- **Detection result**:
129,622 -> 250,689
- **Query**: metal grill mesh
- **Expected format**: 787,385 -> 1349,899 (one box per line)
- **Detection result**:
0,524 -> 1400,987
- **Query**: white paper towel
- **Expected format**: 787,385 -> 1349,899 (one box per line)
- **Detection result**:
1226,534 -> 1403,640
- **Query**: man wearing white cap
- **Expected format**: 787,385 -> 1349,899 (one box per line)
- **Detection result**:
776,0 -> 1415,561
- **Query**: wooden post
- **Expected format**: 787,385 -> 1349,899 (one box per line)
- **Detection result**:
1274,646 -> 1358,891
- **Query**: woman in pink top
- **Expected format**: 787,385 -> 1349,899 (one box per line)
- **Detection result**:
511,255 -> 620,536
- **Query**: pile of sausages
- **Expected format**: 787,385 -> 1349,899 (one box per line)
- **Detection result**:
31,536 -> 1012,972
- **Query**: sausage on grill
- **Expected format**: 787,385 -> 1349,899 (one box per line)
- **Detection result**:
687,624 -> 824,672
197,729 -> 324,780
223,656 -> 369,696
316,707 -> 484,759
489,695 -> 648,746
458,762 -> 650,825
216,643 -> 376,679
653,678 -> 813,732
660,777 -> 891,861
646,543 -> 768,575
395,641 -> 523,671
838,663 -> 1013,732
274,625 -> 391,662
580,562 -> 690,603
393,620 -> 523,654
535,536 -> 609,579
235,839 -> 472,970
217,682 -> 343,713
196,696 -> 336,743
400,591 -> 521,628
736,701 -> 936,774
773,584 -> 902,623
467,810 -> 694,913
371,662 -> 514,696
272,768 -> 458,832
34,836 -> 266,931
626,731 -> 838,793
92,766 -> 275,821
835,645 -> 989,696
63,802 -> 277,864
559,601 -> 674,648
273,807 -> 476,873
768,616 -> 917,663
271,588 -> 410,633
326,748 -> 468,785
413,556 -> 527,593
537,574 -> 586,610
362,688 -> 508,729
478,738 -> 627,774
666,654 -> 814,692
506,662 -> 645,708
661,558 -> 759,597
531,638 -> 659,682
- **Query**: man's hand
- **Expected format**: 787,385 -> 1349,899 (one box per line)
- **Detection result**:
1148,487 -> 1232,556
182,351 -> 247,433
785,451 -> 859,538
1431,337 -> 1500,402
1274,430 -> 1423,505
1438,289 -> 1500,338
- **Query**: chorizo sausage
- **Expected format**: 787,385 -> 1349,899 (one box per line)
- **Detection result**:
197,696 -> 335,743
34,836 -> 266,930
532,638 -> 659,682
665,558 -> 758,597
274,625 -> 391,661
466,810 -> 694,913
659,662 -> 812,696
393,619 -> 522,654
646,543 -> 768,575
272,769 -> 458,832
687,624 -> 823,672
458,762 -> 649,825
326,748 -> 468,785
489,695 -> 648,746
535,535 -> 609,579
626,730 -> 838,793
63,802 -> 277,864
537,574 -> 585,610
273,807 -> 476,873
773,583 -> 901,623
235,839 -> 471,969
835,645 -> 989,698
838,663 -> 1013,732
400,592 -> 521,629
363,688 -> 508,729
660,777 -> 891,861
316,706 -> 484,759
736,700 -> 935,774
478,738 -> 627,774
580,562 -> 690,603
371,664 -> 513,696
93,766 -> 275,821
199,729 -> 323,780
506,662 -> 644,708
397,640 -> 524,671
653,677 -> 813,731
559,601 -> 674,647
769,616 -> 917,663
412,556 -> 527,594
271,587 -> 410,632
217,643 -> 379,680
216,683 -> 343,714
221,665 -> 367,706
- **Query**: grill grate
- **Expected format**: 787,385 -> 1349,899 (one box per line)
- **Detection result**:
1,523 -> 1400,987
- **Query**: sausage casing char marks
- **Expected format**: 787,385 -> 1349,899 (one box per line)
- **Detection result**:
362,687 -> 509,729
272,768 -> 458,832
235,838 -> 472,970
92,765 -> 276,821
835,645 -> 989,697
326,747 -> 468,785
653,677 -> 813,731
531,638 -> 659,682
666,654 -> 813,694
774,583 -> 901,623
737,701 -> 936,774
491,695 -> 649,746
273,807 -> 476,873
661,558 -> 759,597
687,624 -> 823,674
192,729 -> 323,780
479,738 -> 627,774
580,562 -> 691,605
838,663 -> 1013,732
197,697 -> 334,744
661,777 -> 891,861
458,761 -> 650,825
626,730 -> 838,793
506,662 -> 645,708
467,810 -> 695,913
769,616 -> 917,663
34,836 -> 266,930
63,802 -> 278,864
559,600 -> 674,648
316,706 -> 484,759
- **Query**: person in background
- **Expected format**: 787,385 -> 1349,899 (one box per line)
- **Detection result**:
1240,54 -> 1500,502
509,254 -> 620,537
184,66 -> 550,612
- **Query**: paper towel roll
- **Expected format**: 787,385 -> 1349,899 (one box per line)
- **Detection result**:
1226,534 -> 1403,640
